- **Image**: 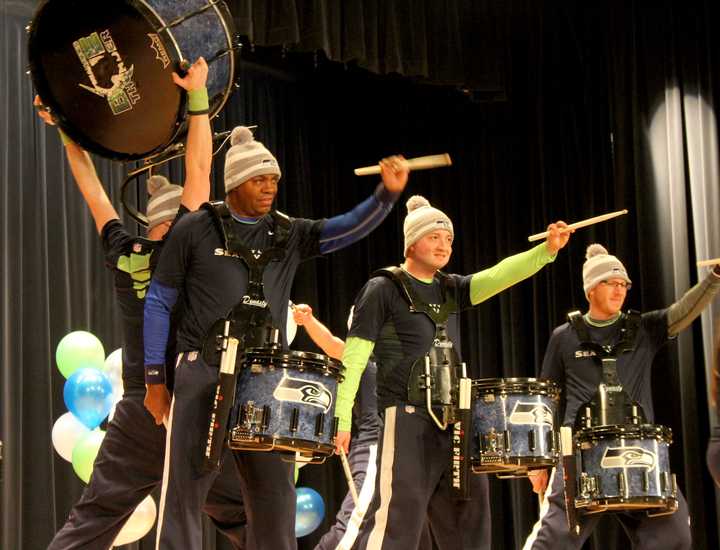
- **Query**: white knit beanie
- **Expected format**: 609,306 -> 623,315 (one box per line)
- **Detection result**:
583,244 -> 631,297
146,175 -> 182,230
224,126 -> 281,193
403,195 -> 454,257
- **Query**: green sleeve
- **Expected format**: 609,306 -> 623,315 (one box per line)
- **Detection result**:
469,243 -> 556,305
335,336 -> 375,431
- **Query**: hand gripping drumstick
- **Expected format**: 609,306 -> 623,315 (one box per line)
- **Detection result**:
697,258 -> 720,267
527,209 -> 628,242
353,154 -> 452,176
339,447 -> 360,507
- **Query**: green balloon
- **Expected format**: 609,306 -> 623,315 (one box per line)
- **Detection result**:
56,331 -> 105,379
71,429 -> 105,483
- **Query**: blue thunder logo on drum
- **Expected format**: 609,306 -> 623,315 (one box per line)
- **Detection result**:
601,447 -> 657,471
273,375 -> 333,413
73,30 -> 140,115
508,402 -> 554,426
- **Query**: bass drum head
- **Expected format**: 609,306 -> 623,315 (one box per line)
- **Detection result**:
28,0 -> 182,160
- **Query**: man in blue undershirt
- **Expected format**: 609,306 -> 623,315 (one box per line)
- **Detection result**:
143,126 -> 409,549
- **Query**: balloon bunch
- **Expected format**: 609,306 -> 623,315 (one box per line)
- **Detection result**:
51,330 -> 156,547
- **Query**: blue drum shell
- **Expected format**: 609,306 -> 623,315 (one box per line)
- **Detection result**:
230,356 -> 340,453
473,392 -> 559,461
576,425 -> 675,500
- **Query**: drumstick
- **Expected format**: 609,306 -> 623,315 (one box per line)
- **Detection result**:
697,258 -> 720,267
339,447 -> 360,507
527,209 -> 628,242
353,154 -> 452,176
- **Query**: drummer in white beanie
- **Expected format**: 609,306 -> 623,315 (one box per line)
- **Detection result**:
522,243 -> 720,550
334,195 -> 572,550
144,124 -> 413,549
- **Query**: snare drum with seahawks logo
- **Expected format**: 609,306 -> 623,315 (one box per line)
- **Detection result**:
228,348 -> 344,461
575,424 -> 678,515
471,378 -> 560,474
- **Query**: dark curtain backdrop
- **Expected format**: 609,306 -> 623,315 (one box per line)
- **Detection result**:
2,1 -> 720,549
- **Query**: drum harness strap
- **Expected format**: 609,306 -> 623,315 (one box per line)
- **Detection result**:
374,267 -> 473,498
568,310 -> 646,428
200,201 -> 292,471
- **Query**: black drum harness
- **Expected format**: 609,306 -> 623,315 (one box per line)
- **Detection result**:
200,201 -> 291,471
569,310 -> 647,430
375,267 -> 473,498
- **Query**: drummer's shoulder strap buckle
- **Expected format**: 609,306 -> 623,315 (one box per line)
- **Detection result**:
612,309 -> 641,355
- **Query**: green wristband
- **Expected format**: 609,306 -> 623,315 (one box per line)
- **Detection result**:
187,87 -> 209,114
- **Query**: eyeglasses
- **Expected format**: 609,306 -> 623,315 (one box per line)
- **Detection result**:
599,280 -> 631,290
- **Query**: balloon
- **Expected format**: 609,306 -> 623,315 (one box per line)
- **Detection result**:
71,429 -> 105,483
56,331 -> 105,379
103,348 -> 123,379
51,412 -> 90,462
295,487 -> 325,538
64,368 -> 114,429
287,301 -> 297,346
112,495 -> 157,546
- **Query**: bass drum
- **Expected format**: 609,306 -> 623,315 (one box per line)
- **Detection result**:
28,0 -> 236,160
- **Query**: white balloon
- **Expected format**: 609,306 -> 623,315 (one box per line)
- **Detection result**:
112,495 -> 157,546
103,348 -> 123,378
287,301 -> 297,346
52,412 -> 90,462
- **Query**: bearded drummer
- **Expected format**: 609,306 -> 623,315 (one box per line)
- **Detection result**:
522,244 -> 720,550
333,196 -> 571,550
143,134 -> 409,550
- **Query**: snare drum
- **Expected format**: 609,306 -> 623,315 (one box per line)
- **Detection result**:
28,0 -> 236,160
575,424 -> 678,515
471,378 -> 560,474
228,348 -> 344,460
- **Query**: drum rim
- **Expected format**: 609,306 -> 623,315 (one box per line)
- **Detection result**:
575,495 -> 678,511
472,377 -> 561,395
575,423 -> 673,442
228,432 -> 336,457
243,347 -> 345,373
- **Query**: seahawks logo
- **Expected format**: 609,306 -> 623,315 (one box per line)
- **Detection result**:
508,402 -> 554,426
601,447 -> 657,472
273,374 -> 333,413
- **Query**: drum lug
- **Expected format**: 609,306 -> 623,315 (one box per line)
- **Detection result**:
528,430 -> 536,452
617,471 -> 628,498
290,408 -> 299,434
315,413 -> 325,437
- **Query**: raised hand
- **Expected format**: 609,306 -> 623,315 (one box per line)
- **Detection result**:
379,155 -> 409,194
172,57 -> 209,92
545,220 -> 573,254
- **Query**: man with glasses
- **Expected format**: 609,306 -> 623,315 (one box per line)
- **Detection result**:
523,243 -> 720,550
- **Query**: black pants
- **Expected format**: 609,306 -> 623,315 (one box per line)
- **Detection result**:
156,352 -> 296,550
355,405 -> 491,550
47,393 -> 245,550
522,464 -> 692,550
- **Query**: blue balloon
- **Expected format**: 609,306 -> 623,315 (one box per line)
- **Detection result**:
295,487 -> 325,538
63,368 -> 114,429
